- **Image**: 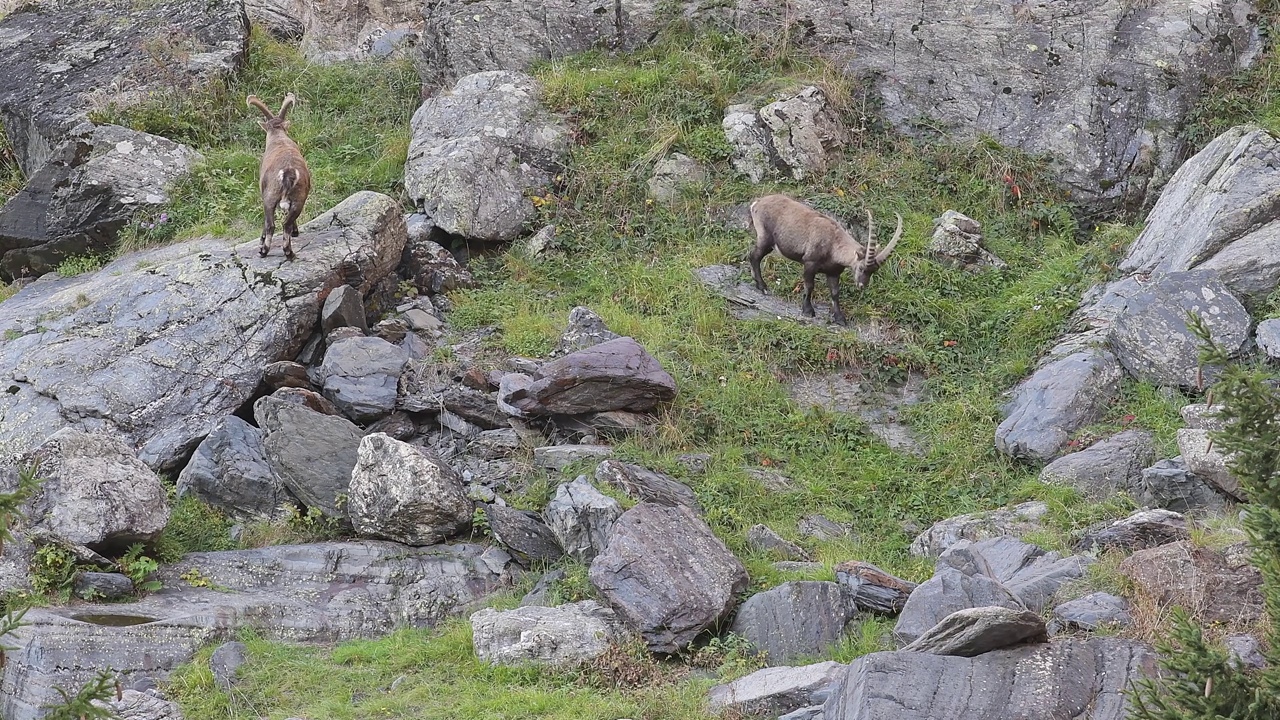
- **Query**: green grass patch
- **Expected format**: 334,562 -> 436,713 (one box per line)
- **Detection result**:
54,253 -> 106,278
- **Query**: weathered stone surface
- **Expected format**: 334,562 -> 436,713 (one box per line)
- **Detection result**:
723,104 -> 781,183
1259,319 -> 1280,361
756,87 -> 849,181
317,336 -> 409,423
589,502 -> 748,653
716,2 -> 1260,210
0,0 -> 246,178
0,541 -> 518,720
995,349 -> 1123,462
245,0 -> 305,41
708,662 -> 844,717
440,387 -> 508,430
798,515 -> 852,542
551,306 -> 620,357
364,411 -> 417,441
254,394 -> 363,517
0,124 -> 203,278
747,524 -> 810,561
1120,126 -> 1280,305
470,600 -> 625,667
1225,634 -> 1267,669
74,572 -> 134,601
543,476 -> 622,563
945,537 -> 1092,613
525,337 -> 677,415
0,191 -> 408,471
262,361 -> 311,391
400,216 -> 475,294
1180,402 -> 1229,432
1110,271 -> 1250,389
822,638 -> 1157,720
1048,593 -> 1131,636
909,502 -> 1048,557
1074,509 -> 1189,555
92,689 -> 184,720
269,387 -> 342,416
177,416 -> 289,521
929,211 -> 1005,272
483,503 -> 564,567
1121,540 -> 1264,626
730,581 -> 856,665
594,459 -> 702,512
533,444 -> 614,471
8,428 -> 169,549
210,641 -> 247,692
1135,456 -> 1229,513
272,0 -> 419,63
903,606 -> 1047,657
404,71 -> 567,242
1178,428 -> 1241,499
320,284 -> 367,334
1038,430 -> 1155,501
647,153 -> 709,203
834,561 -> 917,615
347,433 -> 473,546
894,565 -> 1024,645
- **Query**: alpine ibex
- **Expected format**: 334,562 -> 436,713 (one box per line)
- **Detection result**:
247,93 -> 311,260
748,194 -> 902,326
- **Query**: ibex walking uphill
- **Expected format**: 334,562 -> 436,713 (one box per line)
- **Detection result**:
247,93 -> 311,259
748,194 -> 902,326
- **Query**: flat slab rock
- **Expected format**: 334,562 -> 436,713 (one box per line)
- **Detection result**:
523,337 -> 677,416
729,581 -> 857,665
0,540 -> 518,720
470,600 -> 626,667
902,606 -> 1048,657
994,347 -> 1123,463
709,661 -> 845,717
788,369 -> 926,455
823,638 -> 1157,720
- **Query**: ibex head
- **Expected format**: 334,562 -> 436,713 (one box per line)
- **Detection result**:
246,93 -> 296,133
852,209 -> 902,289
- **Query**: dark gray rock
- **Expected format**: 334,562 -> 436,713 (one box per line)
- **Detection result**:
400,216 -> 475,294
470,600 -> 627,667
1074,509 -> 1189,555
594,459 -> 702,513
1258,319 -> 1280,361
1120,126 -> 1280,306
995,348 -> 1123,462
269,387 -> 342,416
519,568 -> 566,607
589,502 -> 748,653
944,537 -> 1092,613
551,306 -> 620,357
1135,456 -> 1229,513
73,572 -> 134,601
209,641 -> 247,692
747,524 -> 810,561
543,476 -> 622,563
1110,270 -> 1250,389
524,337 -> 677,415
893,565 -> 1024,645
254,394 -> 363,517
834,561 -> 917,615
320,284 -> 368,334
797,514 -> 852,542
441,386 -> 509,430
347,433 -> 473,546
1038,429 -> 1155,501
1048,593 -> 1132,636
730,581 -> 856,665
822,638 -> 1157,720
404,71 -> 567,242
177,415 -> 289,521
364,411 -> 417,441
903,606 -> 1047,657
1121,540 -> 1264,626
708,661 -> 844,717
0,191 -> 408,471
483,503 -> 564,567
909,502 -> 1048,557
317,336 -> 409,423
0,540 -> 518,720
1225,634 -> 1267,669
929,211 -> 1005,272
10,428 -> 169,549
533,444 -> 613,471
647,153 -> 709,203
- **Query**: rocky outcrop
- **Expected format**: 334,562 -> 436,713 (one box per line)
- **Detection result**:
404,71 -> 567,242
729,581 -> 856,665
176,415 -> 289,521
909,502 -> 1048,557
1038,430 -> 1155,501
723,87 -> 848,182
470,600 -> 626,666
347,434 -> 473,546
0,191 -> 408,471
589,502 -> 748,653
522,337 -> 678,415
255,394 -> 364,518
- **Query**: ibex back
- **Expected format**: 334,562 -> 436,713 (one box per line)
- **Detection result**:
247,93 -> 311,260
748,194 -> 901,326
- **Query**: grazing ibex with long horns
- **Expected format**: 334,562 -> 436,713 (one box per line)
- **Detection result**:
748,194 -> 902,326
247,93 -> 311,260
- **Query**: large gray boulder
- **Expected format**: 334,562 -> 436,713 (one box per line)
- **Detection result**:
1038,430 -> 1155,501
822,638 -> 1157,720
404,71 -> 567,242
994,347 -> 1123,462
254,394 -> 364,518
0,191 -> 408,471
0,124 -> 203,278
902,606 -> 1047,657
482,503 -> 564,567
594,459 -> 701,512
589,502 -> 749,653
893,565 -> 1025,645
524,337 -> 677,415
176,415 -> 290,521
316,336 -> 410,423
347,433 -> 473,546
0,540 -> 518,720
8,428 -> 169,549
1135,456 -> 1228,512
947,537 -> 1092,613
542,476 -> 622,563
729,581 -> 857,665
470,600 -> 627,667
724,87 -> 849,182
1110,270 -> 1251,389
716,1 -> 1260,210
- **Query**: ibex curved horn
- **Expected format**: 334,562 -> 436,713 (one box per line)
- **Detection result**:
863,209 -> 876,267
246,95 -> 275,120
277,93 -> 296,120
875,213 -> 903,266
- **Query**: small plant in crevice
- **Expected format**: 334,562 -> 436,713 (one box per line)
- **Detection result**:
117,543 -> 162,593
30,544 -> 78,601
41,669 -> 122,720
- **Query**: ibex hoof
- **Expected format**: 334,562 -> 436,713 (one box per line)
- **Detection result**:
258,246 -> 269,258
284,250 -> 296,261
801,307 -> 815,318
831,316 -> 848,327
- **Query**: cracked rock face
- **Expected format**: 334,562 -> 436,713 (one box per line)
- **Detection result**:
0,191 -> 407,470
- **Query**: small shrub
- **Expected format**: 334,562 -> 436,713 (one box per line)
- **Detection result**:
118,543 -> 162,593
55,254 -> 106,278
30,544 -> 78,600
